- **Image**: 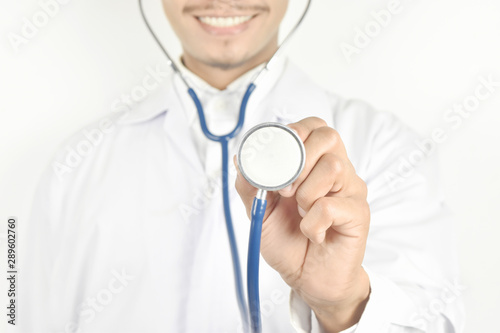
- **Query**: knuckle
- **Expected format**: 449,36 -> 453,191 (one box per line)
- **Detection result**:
360,201 -> 371,224
324,128 -> 341,145
313,197 -> 333,218
322,153 -> 344,175
352,175 -> 368,199
313,126 -> 340,147
359,178 -> 368,197
289,123 -> 307,140
309,116 -> 327,127
352,196 -> 370,223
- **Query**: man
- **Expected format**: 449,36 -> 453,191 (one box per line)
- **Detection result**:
19,0 -> 464,332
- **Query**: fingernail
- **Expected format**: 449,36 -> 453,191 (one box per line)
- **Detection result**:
298,206 -> 306,217
282,184 -> 293,193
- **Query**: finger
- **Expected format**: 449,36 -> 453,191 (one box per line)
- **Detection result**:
299,197 -> 369,244
234,155 -> 258,215
279,126 -> 348,197
295,153 -> 350,213
286,117 -> 328,142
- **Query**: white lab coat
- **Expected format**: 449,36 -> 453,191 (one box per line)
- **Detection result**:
18,57 -> 464,333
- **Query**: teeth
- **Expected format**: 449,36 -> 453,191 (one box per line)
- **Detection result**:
199,16 -> 252,27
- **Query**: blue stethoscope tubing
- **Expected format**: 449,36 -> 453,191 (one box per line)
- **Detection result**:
248,193 -> 267,332
138,1 -> 312,332
189,85 -> 256,332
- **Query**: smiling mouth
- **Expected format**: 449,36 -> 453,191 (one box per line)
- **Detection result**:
195,14 -> 258,36
197,15 -> 255,28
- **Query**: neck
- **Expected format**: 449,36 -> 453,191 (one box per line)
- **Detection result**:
182,39 -> 278,90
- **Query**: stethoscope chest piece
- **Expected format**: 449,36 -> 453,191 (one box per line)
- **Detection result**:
237,122 -> 305,191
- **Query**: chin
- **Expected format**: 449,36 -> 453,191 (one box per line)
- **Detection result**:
203,53 -> 252,70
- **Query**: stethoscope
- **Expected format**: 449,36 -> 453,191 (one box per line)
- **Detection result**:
138,1 -> 311,332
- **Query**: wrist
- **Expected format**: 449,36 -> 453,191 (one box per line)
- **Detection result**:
298,268 -> 370,333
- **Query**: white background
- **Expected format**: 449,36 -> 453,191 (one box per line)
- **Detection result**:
1,0 -> 499,332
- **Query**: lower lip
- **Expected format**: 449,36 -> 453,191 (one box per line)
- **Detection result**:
196,16 -> 256,36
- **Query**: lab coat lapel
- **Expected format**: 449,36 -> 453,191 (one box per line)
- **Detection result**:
162,85 -> 204,174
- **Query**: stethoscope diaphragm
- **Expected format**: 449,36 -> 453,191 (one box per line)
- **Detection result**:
237,122 -> 305,192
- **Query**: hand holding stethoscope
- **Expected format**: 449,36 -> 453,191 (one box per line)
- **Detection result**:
235,117 -> 371,333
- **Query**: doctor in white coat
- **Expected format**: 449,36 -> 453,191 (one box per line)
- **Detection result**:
19,0 -> 464,332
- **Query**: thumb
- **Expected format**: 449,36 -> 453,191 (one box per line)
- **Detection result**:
234,155 -> 258,217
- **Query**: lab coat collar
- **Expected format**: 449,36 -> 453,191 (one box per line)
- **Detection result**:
176,56 -> 287,127
117,56 -> 288,126
117,70 -> 173,125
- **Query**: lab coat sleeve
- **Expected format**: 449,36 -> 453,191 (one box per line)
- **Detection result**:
288,97 -> 465,332
17,127 -> 95,333
18,162 -> 65,332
